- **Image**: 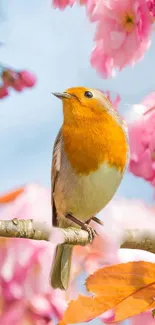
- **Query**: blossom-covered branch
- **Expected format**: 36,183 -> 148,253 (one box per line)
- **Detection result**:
0,64 -> 36,98
52,0 -> 155,78
1,218 -> 155,253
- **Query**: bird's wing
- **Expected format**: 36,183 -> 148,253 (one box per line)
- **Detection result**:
51,128 -> 62,227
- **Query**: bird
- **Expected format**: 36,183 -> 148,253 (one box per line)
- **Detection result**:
50,86 -> 129,290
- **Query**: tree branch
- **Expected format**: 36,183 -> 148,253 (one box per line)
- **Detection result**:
0,218 -> 91,246
0,218 -> 155,253
120,229 -> 155,253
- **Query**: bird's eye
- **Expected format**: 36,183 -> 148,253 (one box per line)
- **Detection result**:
84,91 -> 93,98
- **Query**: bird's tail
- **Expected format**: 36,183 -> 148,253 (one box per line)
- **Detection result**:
50,244 -> 73,290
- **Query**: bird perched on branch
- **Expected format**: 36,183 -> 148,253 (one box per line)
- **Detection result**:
50,87 -> 129,290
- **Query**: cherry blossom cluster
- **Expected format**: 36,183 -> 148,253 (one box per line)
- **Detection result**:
128,92 -> 155,187
103,89 -> 155,190
0,184 -> 66,325
52,0 -> 155,78
0,65 -> 36,99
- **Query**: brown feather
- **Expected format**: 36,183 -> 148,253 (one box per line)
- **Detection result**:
51,128 -> 73,290
51,128 -> 62,227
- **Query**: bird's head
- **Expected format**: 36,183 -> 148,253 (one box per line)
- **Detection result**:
52,87 -> 121,125
52,87 -> 128,174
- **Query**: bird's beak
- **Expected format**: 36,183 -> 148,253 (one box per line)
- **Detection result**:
52,92 -> 72,100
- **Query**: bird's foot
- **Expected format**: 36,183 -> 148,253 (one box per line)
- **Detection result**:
65,213 -> 97,242
81,223 -> 97,242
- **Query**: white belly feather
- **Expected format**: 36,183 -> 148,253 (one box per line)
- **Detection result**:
54,153 -> 123,223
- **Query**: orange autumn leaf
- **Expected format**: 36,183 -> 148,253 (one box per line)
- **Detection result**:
0,187 -> 24,204
86,261 -> 155,295
112,284 -> 155,322
59,293 -> 127,325
60,262 -> 155,325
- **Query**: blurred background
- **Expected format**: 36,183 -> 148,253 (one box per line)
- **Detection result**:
0,0 -> 155,203
1,2 -> 155,325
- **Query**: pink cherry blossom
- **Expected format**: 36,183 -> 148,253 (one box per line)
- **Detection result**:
0,184 -> 67,325
0,183 -> 52,225
52,0 -> 75,10
89,0 -> 152,78
0,66 -> 36,98
0,86 -> 9,98
132,311 -> 155,325
12,79 -> 25,92
128,92 -> 155,186
147,0 -> 155,18
100,309 -> 116,324
19,70 -> 36,87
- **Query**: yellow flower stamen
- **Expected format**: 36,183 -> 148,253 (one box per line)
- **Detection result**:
122,12 -> 135,32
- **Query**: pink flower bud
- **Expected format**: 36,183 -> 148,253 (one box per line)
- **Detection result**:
0,86 -> 9,98
19,71 -> 36,87
2,70 -> 15,87
12,80 -> 25,92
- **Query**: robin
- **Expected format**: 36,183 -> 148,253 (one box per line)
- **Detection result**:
50,87 -> 129,290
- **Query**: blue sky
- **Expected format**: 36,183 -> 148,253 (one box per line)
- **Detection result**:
0,0 -> 155,201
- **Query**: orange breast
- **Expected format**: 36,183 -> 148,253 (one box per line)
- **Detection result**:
62,115 -> 128,175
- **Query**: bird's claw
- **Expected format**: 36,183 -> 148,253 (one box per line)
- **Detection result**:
82,224 -> 97,242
